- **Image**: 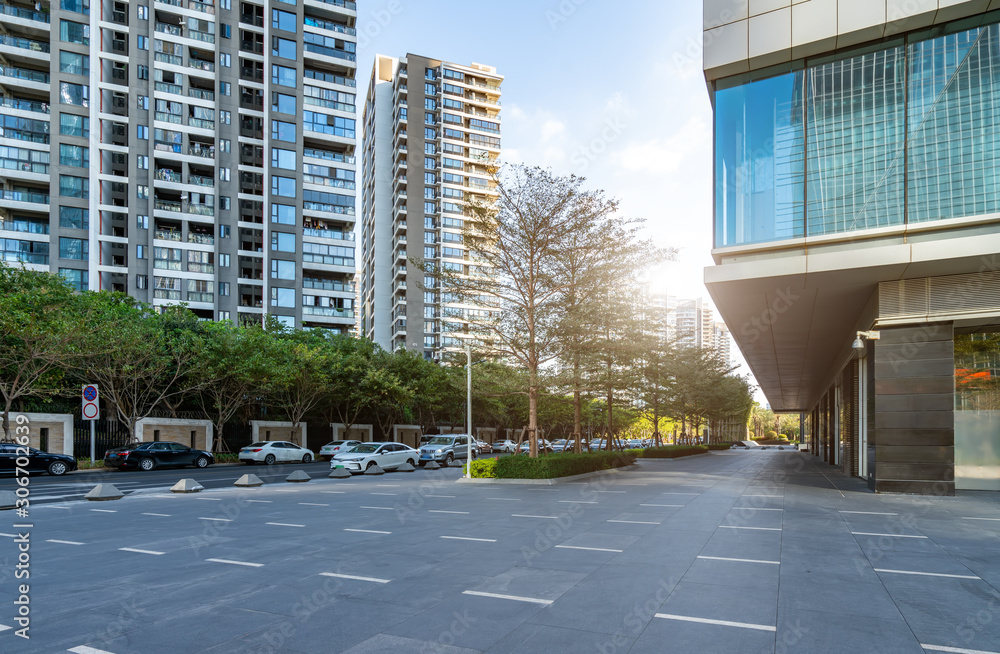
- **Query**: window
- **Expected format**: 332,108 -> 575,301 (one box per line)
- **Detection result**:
271,148 -> 295,170
220,139 -> 231,153
271,259 -> 295,280
302,242 -> 353,266
219,253 -> 230,267
220,225 -> 230,238
136,244 -> 146,259
271,204 -> 295,224
219,310 -> 230,322
137,185 -> 148,199
137,214 -> 148,229
271,119 -> 296,142
220,110 -> 231,125
59,175 -> 88,199
272,8 -> 296,31
424,187 -> 436,199
136,275 -> 148,290
271,287 -> 295,308
303,112 -> 354,138
443,97 -> 462,110
425,112 -> 436,125
425,143 -> 437,155
272,92 -> 296,115
424,157 -> 437,169
137,95 -> 149,110
59,113 -> 89,138
60,19 -> 89,45
271,231 -> 295,252
271,36 -> 296,59
219,282 -> 230,296
60,0 -> 89,14
271,176 -> 296,197
59,268 -> 87,291
424,246 -> 436,259
271,64 -> 296,88
220,81 -> 231,96
59,206 -> 89,230
59,82 -> 89,107
220,196 -> 230,210
59,51 -> 89,76
221,23 -> 230,39
424,202 -> 437,214
59,144 -> 88,168
444,113 -> 462,125
137,155 -> 148,169
443,247 -> 464,259
220,53 -> 231,68
425,98 -> 437,110
138,5 -> 147,19
59,237 -> 88,260
219,167 -> 230,182
425,172 -> 437,185
137,125 -> 148,139
425,128 -> 437,140
138,35 -> 148,50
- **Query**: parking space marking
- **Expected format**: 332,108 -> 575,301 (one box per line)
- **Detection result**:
640,504 -> 683,508
618,483 -> 647,486
462,590 -> 552,605
608,520 -> 660,525
697,556 -> 780,565
320,491 -> 346,494
196,498 -> 223,501
199,517 -> 232,522
426,494 -> 455,498
593,490 -> 626,494
119,547 -> 165,556
47,539 -> 85,545
512,514 -> 559,519
441,536 -> 496,542
376,484 -> 400,487
273,489 -> 299,493
68,646 -> 117,654
266,522 -> 306,528
89,509 -> 117,513
429,510 -> 469,514
370,493 -> 398,496
852,532 -> 927,539
360,506 -> 394,510
742,495 -> 782,498
736,507 -> 783,511
344,528 -> 392,534
529,489 -> 558,492
320,572 -> 391,584
840,510 -> 897,516
555,545 -> 623,553
299,502 -> 329,507
922,645 -> 1000,654
560,500 -> 597,504
654,613 -> 775,632
141,513 -> 171,517
487,497 -> 521,501
875,568 -> 981,580
719,526 -> 780,531
245,500 -> 272,503
206,558 -> 264,568
663,493 -> 699,496
963,517 -> 1000,522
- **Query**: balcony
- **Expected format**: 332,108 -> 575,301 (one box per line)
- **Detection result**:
0,189 -> 48,205
187,262 -> 214,274
302,16 -> 356,36
0,34 -> 48,53
302,278 -> 354,292
188,232 -> 214,245
188,143 -> 215,159
154,228 -> 182,241
188,117 -> 215,130
155,111 -> 182,124
188,291 -> 214,303
188,88 -> 215,101
154,200 -> 215,216
189,174 -> 214,187
188,59 -> 215,73
155,82 -> 183,95
155,22 -> 183,37
0,96 -> 48,114
0,3 -> 49,22
303,306 -> 354,318
155,169 -> 182,183
154,289 -> 181,300
303,228 -> 354,241
307,0 -> 356,10
0,64 -> 48,84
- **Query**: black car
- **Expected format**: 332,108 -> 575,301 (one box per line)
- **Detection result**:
104,441 -> 215,471
0,443 -> 77,476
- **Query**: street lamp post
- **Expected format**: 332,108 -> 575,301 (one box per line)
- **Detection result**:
466,344 -> 472,479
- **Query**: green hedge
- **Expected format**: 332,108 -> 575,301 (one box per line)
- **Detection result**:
470,451 -> 636,479
706,443 -> 733,451
636,445 -> 709,459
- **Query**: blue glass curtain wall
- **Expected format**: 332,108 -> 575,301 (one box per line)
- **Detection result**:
715,21 -> 1000,247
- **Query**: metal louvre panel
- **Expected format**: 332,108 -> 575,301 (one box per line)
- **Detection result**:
880,272 -> 1000,319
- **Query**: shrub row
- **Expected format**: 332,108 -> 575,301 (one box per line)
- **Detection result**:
635,445 -> 709,459
468,451 -> 636,479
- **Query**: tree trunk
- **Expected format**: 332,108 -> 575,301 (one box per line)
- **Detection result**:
606,386 -> 613,451
573,388 -> 582,454
528,377 -> 538,458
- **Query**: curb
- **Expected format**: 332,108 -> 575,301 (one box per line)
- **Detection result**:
67,461 -> 245,474
455,464 -> 641,485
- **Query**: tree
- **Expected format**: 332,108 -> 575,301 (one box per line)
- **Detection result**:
0,267 -> 81,441
322,335 -> 382,438
270,329 -> 333,445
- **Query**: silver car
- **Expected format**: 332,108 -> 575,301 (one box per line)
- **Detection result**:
331,442 -> 419,474
418,435 -> 477,466
492,439 -> 517,453
319,440 -> 362,461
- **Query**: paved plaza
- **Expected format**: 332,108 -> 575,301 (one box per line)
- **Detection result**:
2,450 -> 999,653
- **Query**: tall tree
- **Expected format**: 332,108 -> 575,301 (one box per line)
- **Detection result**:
0,267 -> 81,440
270,329 -> 333,445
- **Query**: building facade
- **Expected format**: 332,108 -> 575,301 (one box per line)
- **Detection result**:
0,0 -> 358,332
359,53 -> 502,358
704,0 -> 1000,492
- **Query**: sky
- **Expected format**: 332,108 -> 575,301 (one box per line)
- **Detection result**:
352,1 -> 759,395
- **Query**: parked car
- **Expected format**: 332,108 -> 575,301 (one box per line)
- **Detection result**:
550,439 -> 570,452
492,439 -> 518,453
518,439 -> 553,454
331,442 -> 419,473
476,439 -> 492,454
239,441 -> 314,465
0,443 -> 77,476
319,440 -> 362,461
419,435 -> 478,466
105,441 -> 215,471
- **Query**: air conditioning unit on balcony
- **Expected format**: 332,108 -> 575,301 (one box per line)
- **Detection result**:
111,67 -> 126,82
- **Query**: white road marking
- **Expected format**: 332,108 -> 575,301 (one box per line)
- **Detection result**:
47,539 -> 85,545
608,519 -> 661,525
698,555 -> 779,565
371,492 -> 398,496
429,510 -> 469,514
742,495 -> 782,498
560,500 -> 597,504
512,514 -> 558,519
360,506 -> 394,510
198,517 -> 232,522
655,613 -> 775,632
840,510 -> 897,515
376,484 -> 400,487
273,489 -> 298,493
69,646 -> 117,654
593,490 -> 626,494
266,522 -> 305,528
0,624 -> 11,632
42,506 -> 72,510
89,509 -> 117,513
719,526 -> 781,531
528,489 -> 558,492
427,494 -> 455,498
963,517 -> 1000,522
462,590 -> 552,605
299,502 -> 329,506
640,504 -> 683,508
618,483 -> 647,486
852,532 -> 927,539
441,536 -> 496,542
344,528 -> 391,534
119,547 -> 165,556
487,497 -> 521,501
141,513 -> 171,517
736,507 -> 783,511
320,491 -> 346,494
245,500 -> 272,503
664,492 -> 699,495
320,572 -> 391,584
922,645 -> 1000,654
206,558 -> 264,568
196,498 -> 223,501
875,568 -> 980,580
554,545 -> 623,553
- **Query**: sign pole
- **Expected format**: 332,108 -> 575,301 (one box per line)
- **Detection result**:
82,384 -> 100,465
90,420 -> 96,465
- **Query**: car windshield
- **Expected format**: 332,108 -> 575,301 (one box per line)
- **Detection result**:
350,444 -> 379,453
326,441 -> 346,446
427,437 -> 453,445
249,442 -> 270,447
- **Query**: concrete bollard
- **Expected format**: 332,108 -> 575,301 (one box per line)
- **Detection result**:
85,484 -> 125,501
170,479 -> 204,493
234,473 -> 264,488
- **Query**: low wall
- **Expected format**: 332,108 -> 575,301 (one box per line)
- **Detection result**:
251,421 -> 308,450
5,413 -> 74,456
136,418 -> 214,452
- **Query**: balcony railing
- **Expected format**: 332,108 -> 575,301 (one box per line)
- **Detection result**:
302,148 -> 355,164
187,262 -> 214,274
0,34 -> 49,53
187,291 -> 214,302
0,4 -> 49,22
303,306 -> 354,318
154,52 -> 183,66
0,189 -> 48,204
188,143 -> 215,159
303,228 -> 354,241
301,175 -> 354,190
0,158 -> 48,174
154,22 -> 183,37
303,69 -> 356,87
155,200 -> 215,216
154,229 -> 182,241
155,169 -> 182,183
155,111 -> 182,124
154,259 -> 182,271
188,88 -> 214,101
188,117 -> 215,130
0,96 -> 49,114
302,16 -> 356,36
188,233 -> 214,245
0,64 -> 48,83
302,278 -> 354,292
155,82 -> 182,95
188,59 -> 215,72
188,30 -> 215,44
303,43 -> 356,62
308,0 -> 356,10
188,174 -> 214,187
153,289 -> 181,299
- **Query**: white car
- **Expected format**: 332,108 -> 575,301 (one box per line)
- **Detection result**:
518,439 -> 552,453
319,440 -> 362,461
331,442 -> 419,474
492,440 -> 517,453
239,441 -> 314,465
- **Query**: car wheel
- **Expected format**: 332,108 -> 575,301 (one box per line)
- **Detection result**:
445,453 -> 454,466
366,461 -> 377,470
139,457 -> 155,471
264,454 -> 276,465
48,461 -> 68,476
194,456 -> 209,468
407,458 -> 416,466
302,453 -> 312,463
